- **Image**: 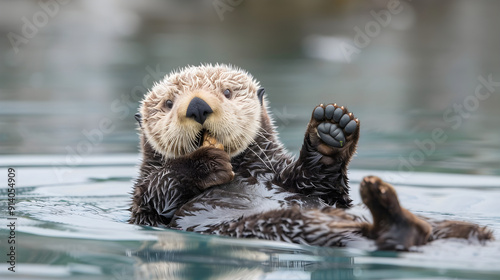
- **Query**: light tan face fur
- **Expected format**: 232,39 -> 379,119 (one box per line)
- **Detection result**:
140,64 -> 262,159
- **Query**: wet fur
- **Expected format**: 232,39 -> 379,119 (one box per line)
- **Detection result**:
129,64 -> 493,250
129,64 -> 355,228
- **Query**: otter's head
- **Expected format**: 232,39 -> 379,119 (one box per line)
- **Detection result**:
137,64 -> 265,159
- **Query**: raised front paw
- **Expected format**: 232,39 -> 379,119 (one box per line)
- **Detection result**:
308,103 -> 360,156
188,147 -> 234,190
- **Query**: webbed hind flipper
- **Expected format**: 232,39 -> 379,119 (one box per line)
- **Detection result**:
360,176 -> 432,251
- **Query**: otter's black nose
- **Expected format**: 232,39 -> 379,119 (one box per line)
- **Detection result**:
186,97 -> 213,125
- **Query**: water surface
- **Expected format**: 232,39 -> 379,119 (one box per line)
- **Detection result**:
1,156 -> 499,279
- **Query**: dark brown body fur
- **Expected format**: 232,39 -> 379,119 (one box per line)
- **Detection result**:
129,102 -> 357,228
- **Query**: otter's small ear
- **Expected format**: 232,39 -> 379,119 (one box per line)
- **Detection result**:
257,87 -> 265,105
135,113 -> 142,128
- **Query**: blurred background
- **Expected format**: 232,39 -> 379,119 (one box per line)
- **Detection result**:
1,0 -> 499,175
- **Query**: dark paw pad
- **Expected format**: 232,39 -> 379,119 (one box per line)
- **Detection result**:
317,123 -> 345,148
313,104 -> 359,148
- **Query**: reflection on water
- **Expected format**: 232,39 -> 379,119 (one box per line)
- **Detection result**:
133,232 -> 356,280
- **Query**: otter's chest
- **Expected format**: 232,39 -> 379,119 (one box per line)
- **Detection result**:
170,176 -> 325,232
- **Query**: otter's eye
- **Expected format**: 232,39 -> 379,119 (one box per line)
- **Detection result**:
165,100 -> 173,109
223,89 -> 231,99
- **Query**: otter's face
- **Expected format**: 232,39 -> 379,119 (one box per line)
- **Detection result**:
139,64 -> 263,159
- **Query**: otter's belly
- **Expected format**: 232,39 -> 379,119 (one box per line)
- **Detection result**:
171,181 -> 325,232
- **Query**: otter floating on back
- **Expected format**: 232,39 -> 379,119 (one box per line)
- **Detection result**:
129,64 -> 493,250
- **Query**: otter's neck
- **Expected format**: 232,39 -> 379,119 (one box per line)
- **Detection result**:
231,108 -> 289,174
139,133 -> 166,176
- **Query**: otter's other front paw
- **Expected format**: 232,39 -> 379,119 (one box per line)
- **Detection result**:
189,147 -> 234,190
308,103 -> 360,156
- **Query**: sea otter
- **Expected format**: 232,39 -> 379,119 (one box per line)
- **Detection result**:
129,64 -> 493,250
